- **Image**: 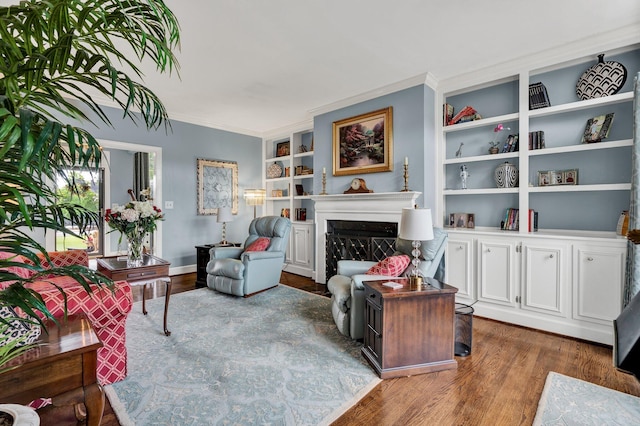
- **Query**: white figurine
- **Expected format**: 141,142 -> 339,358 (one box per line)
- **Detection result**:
460,164 -> 469,189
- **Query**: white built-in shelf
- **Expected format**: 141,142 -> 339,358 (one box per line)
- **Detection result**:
293,151 -> 314,158
266,196 -> 291,201
265,176 -> 289,183
445,151 -> 519,164
443,112 -> 519,133
528,91 -> 633,119
528,139 -> 632,156
528,183 -> 631,193
294,195 -> 313,200
293,174 -> 314,180
444,188 -> 519,195
265,155 -> 291,163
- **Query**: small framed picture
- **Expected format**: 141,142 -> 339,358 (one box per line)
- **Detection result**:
549,170 -> 563,185
450,213 -> 474,228
295,184 -> 304,196
276,141 -> 290,157
581,113 -> 614,143
538,169 -> 578,186
562,169 -> 578,185
538,171 -> 550,186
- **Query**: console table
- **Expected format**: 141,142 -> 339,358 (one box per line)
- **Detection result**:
362,278 -> 458,379
0,314 -> 104,426
97,254 -> 172,336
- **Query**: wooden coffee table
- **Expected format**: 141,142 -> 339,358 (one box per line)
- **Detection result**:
0,314 -> 104,426
97,254 -> 172,336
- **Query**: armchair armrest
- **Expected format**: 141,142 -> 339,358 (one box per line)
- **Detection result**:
209,246 -> 243,259
336,260 -> 377,277
241,251 -> 284,261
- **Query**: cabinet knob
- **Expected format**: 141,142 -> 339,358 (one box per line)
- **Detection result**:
549,254 -> 554,259
457,245 -> 463,250
487,248 -> 491,253
587,257 -> 594,261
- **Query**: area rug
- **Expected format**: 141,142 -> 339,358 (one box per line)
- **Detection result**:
104,285 -> 380,425
533,371 -> 640,425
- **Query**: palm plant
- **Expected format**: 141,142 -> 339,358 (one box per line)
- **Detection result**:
0,0 -> 180,327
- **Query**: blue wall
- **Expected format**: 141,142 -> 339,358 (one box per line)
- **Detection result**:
88,107 -> 262,268
312,84 -> 437,209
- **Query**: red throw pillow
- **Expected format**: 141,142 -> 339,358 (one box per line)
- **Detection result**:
244,237 -> 271,252
365,255 -> 411,276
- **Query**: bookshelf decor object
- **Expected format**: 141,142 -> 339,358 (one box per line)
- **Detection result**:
529,82 -> 551,109
449,213 -> 475,229
494,162 -> 518,188
538,169 -> 578,186
576,54 -> 627,100
581,113 -> 614,143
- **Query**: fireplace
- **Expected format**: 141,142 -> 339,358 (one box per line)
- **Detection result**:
312,192 -> 421,283
325,220 -> 398,278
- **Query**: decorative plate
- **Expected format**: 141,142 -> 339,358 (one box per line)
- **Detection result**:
267,162 -> 283,179
576,54 -> 627,100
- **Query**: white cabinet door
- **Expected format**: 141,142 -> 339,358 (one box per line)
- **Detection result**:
447,235 -> 474,301
292,224 -> 310,267
521,241 -> 569,317
573,244 -> 625,325
477,237 -> 518,307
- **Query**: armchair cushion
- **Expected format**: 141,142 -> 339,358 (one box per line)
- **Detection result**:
365,255 -> 410,276
207,258 -> 244,279
244,237 -> 271,252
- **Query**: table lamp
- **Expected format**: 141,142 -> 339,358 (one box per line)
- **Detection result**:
217,206 -> 233,245
243,189 -> 266,219
398,207 -> 434,288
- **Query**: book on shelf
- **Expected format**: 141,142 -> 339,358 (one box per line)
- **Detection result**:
529,82 -> 551,110
447,105 -> 477,126
501,208 -> 519,231
443,103 -> 454,126
528,209 -> 539,232
500,134 -> 519,153
528,131 -> 545,150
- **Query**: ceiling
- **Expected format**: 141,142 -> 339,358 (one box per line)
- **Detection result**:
11,1 -> 640,136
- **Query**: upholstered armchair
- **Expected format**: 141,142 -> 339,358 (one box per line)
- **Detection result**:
327,227 -> 448,340
206,216 -> 291,297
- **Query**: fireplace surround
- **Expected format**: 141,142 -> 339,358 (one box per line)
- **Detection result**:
312,192 -> 421,283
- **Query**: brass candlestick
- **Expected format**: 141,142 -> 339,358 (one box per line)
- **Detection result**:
320,170 -> 328,195
401,163 -> 409,191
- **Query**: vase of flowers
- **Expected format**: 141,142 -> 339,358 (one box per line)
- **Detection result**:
105,201 -> 164,266
489,124 -> 509,154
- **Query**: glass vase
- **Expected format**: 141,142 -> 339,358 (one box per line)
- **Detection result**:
127,231 -> 145,267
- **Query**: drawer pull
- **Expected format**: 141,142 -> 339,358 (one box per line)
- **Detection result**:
369,294 -> 376,299
587,257 -> 594,261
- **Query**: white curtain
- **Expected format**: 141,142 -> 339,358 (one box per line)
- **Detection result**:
624,72 -> 640,306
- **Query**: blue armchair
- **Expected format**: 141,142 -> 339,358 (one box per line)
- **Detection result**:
327,227 -> 448,339
206,216 -> 291,297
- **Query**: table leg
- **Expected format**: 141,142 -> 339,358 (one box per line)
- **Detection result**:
142,283 -> 148,315
163,279 -> 172,336
84,383 -> 105,426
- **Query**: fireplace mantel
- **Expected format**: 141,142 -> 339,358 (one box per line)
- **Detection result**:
312,191 -> 421,283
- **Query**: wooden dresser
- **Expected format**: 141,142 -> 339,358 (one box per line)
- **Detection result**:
362,278 -> 458,379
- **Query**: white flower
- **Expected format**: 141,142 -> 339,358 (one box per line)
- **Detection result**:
121,208 -> 140,222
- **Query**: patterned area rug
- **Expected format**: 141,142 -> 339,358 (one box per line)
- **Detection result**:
104,285 -> 380,425
533,372 -> 640,425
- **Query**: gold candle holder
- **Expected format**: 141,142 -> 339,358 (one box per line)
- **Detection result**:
401,163 -> 409,192
320,170 -> 328,195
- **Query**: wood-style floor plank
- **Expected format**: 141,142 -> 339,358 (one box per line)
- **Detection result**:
40,271 -> 640,425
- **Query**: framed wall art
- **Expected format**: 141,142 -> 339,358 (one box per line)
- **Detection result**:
197,158 -> 238,215
275,141 -> 290,157
332,107 -> 393,176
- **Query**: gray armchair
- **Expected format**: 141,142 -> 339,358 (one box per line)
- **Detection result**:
206,216 -> 291,297
327,227 -> 448,339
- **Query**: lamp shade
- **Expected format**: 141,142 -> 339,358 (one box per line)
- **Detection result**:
217,206 -> 233,223
399,208 -> 434,241
244,189 -> 266,206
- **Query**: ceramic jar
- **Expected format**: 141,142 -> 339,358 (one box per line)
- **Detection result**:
494,162 -> 518,188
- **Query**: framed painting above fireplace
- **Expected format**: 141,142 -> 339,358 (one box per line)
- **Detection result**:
332,107 -> 393,176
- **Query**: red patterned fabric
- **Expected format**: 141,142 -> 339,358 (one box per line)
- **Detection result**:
365,255 -> 411,277
1,249 -> 132,385
28,277 -> 132,385
0,251 -> 34,280
244,237 -> 271,252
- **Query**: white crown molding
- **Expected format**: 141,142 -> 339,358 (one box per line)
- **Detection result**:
308,72 -> 438,118
262,119 -> 314,140
438,24 -> 640,94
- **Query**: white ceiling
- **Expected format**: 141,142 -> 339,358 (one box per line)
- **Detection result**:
10,0 -> 640,136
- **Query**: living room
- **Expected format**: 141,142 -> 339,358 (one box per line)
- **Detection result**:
2,1 -> 640,425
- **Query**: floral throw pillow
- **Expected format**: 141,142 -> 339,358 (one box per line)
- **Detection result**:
244,237 -> 271,252
365,255 -> 411,276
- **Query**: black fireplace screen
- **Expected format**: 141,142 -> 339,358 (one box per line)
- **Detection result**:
325,220 -> 398,279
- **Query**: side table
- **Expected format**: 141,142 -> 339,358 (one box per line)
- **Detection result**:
362,278 -> 458,379
0,314 -> 104,426
195,243 -> 241,288
97,254 -> 172,336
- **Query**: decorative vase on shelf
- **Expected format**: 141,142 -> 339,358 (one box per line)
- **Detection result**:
494,162 -> 518,188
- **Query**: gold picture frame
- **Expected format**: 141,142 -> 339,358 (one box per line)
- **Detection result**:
197,158 -> 238,215
332,107 -> 393,176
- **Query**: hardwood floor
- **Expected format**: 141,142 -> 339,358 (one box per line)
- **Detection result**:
63,272 -> 640,425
